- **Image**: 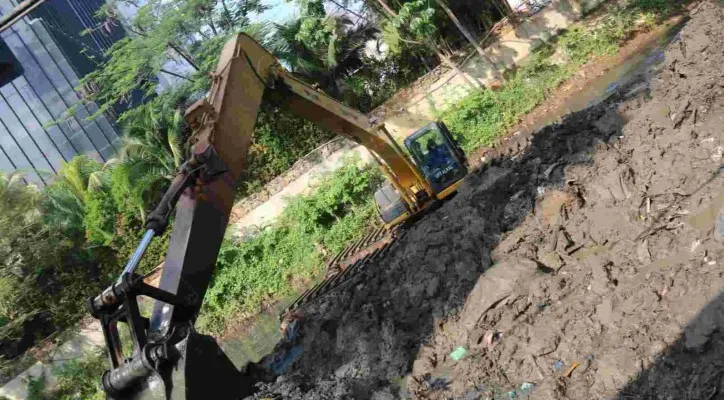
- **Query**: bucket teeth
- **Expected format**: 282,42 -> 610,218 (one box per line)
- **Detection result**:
279,225 -> 403,320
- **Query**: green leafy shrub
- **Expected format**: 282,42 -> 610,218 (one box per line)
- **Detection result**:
26,351 -> 106,400
0,172 -> 123,353
239,106 -> 335,197
441,0 -> 674,151
81,166 -> 170,276
197,157 -> 382,334
26,375 -> 45,400
0,105 -> 178,352
441,48 -> 570,150
84,185 -> 117,245
51,352 -> 106,400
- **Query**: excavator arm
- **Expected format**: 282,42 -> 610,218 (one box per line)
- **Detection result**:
88,33 -> 444,400
149,33 -> 433,339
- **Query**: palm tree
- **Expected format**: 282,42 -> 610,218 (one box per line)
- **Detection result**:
41,101 -> 184,240
0,173 -> 40,230
43,156 -> 104,235
272,16 -> 379,98
115,104 -> 185,219
0,173 -> 51,326
122,106 -> 184,179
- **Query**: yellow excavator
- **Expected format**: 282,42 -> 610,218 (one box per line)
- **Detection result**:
88,33 -> 468,399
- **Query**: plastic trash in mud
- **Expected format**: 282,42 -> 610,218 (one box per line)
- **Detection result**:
280,310 -> 304,341
552,359 -> 565,371
263,314 -> 305,375
450,346 -> 467,361
715,206 -> 724,242
605,82 -> 620,94
263,344 -> 304,375
502,382 -> 536,399
563,361 -> 580,378
429,377 -> 450,390
461,385 -> 487,400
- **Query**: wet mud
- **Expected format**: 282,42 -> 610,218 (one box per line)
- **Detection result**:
245,2 -> 724,398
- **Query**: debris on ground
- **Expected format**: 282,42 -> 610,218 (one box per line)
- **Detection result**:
449,347 -> 467,361
247,2 -> 724,398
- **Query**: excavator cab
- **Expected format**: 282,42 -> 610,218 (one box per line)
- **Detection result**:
375,122 -> 467,225
404,122 -> 467,194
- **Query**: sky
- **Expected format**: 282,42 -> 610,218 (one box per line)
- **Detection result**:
256,0 -> 367,25
257,0 -> 299,24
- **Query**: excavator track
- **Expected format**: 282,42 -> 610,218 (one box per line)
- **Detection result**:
280,225 -> 407,320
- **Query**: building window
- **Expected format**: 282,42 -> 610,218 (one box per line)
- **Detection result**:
0,37 -> 23,89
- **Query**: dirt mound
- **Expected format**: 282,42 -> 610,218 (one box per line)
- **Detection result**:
245,2 -> 724,398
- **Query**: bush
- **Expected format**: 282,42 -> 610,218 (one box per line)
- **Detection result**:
197,157 -> 382,334
0,174 -> 93,352
83,168 -> 170,276
441,48 -> 569,150
238,106 -> 336,197
25,351 -> 106,400
51,352 -> 106,400
440,0 -> 673,150
0,152 -> 170,357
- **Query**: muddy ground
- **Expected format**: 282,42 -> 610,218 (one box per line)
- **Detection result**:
246,2 -> 724,399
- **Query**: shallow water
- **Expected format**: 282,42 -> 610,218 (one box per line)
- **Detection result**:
519,21 -> 684,134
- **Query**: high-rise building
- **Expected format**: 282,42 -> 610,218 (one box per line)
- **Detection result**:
0,0 -> 125,184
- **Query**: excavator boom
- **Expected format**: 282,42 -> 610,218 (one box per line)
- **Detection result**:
89,33 -> 467,399
148,33 -> 433,338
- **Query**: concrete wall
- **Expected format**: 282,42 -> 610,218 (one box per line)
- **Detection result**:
372,0 -> 585,141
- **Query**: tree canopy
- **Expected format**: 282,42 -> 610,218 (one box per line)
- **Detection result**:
75,0 -> 269,120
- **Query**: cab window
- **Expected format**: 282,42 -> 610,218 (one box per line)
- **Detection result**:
407,128 -> 455,178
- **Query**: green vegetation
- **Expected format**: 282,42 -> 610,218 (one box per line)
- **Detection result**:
441,0 -> 679,151
239,107 -> 335,197
7,158 -> 379,399
0,90 -> 188,366
197,157 -> 383,334
25,351 -> 106,400
51,352 -> 106,400
0,144 -> 174,370
0,171 -> 109,350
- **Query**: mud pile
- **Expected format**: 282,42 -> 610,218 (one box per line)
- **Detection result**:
247,2 -> 724,398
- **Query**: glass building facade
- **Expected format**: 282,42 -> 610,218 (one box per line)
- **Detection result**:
0,0 -> 126,184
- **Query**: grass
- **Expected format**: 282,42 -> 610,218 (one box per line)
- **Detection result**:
196,156 -> 383,335
26,351 -> 106,400
440,0 -> 678,152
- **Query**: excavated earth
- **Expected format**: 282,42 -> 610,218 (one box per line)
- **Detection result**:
246,2 -> 724,398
